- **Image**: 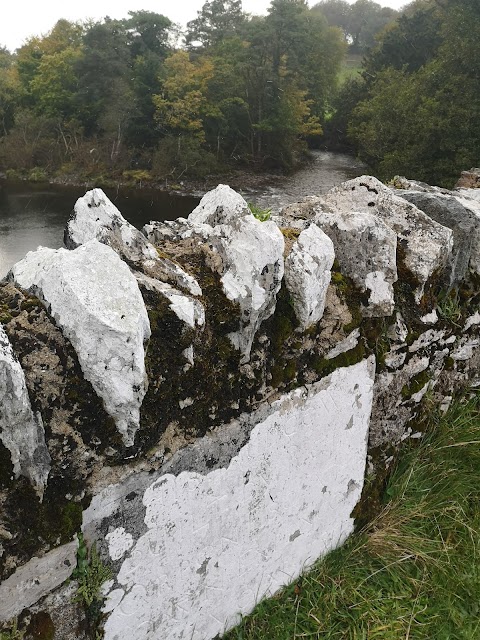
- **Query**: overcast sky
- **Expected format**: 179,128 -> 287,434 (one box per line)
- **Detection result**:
2,0 -> 408,52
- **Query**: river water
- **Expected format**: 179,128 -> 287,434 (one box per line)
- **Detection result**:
0,151 -> 365,278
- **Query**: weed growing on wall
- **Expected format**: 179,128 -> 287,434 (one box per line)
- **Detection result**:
75,534 -> 112,608
223,392 -> 480,639
248,203 -> 272,222
0,620 -> 23,640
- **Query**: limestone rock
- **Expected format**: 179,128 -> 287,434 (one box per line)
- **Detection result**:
398,191 -> 479,285
188,184 -> 249,227
322,176 -> 453,300
284,224 -> 335,330
187,185 -> 285,362
0,325 -> 51,496
314,209 -> 398,317
0,541 -> 77,622
455,168 -> 480,190
10,240 -> 151,446
67,189 -> 201,297
135,272 -> 205,330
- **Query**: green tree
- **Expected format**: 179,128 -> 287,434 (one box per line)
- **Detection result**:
0,48 -> 21,135
186,0 -> 245,48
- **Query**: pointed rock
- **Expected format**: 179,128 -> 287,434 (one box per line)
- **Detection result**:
284,224 -> 335,330
0,325 -> 51,496
11,240 -> 151,446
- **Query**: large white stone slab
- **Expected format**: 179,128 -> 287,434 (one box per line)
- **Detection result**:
11,240 -> 151,446
0,325 -> 51,496
97,357 -> 375,640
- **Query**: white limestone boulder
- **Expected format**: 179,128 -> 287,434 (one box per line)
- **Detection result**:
10,240 -> 151,446
187,185 -> 285,362
397,191 -> 479,285
0,325 -> 51,496
284,224 -> 335,330
322,176 -> 453,301
66,189 -> 201,297
314,209 -> 398,317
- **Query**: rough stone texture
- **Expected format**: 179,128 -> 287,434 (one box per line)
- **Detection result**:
0,325 -> 50,496
135,272 -> 205,330
67,189 -> 201,297
10,240 -> 151,446
187,185 -> 285,362
322,176 -> 453,300
398,191 -> 479,285
284,224 -> 335,330
2,176 -> 480,639
0,541 -> 77,622
83,358 -> 375,640
455,168 -> 480,190
314,209 -> 398,316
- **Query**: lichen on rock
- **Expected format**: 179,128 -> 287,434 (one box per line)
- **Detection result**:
10,240 -> 151,446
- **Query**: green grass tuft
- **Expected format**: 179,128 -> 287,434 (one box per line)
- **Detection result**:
223,392 -> 480,639
248,203 -> 272,222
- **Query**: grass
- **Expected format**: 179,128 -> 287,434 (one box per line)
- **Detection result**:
249,202 -> 272,222
223,392 -> 480,639
338,54 -> 363,86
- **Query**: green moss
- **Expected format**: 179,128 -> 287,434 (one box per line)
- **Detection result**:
0,619 -> 23,640
362,318 -> 392,368
312,342 -> 366,379
280,227 -> 301,241
401,369 -> 432,400
444,356 -> 455,370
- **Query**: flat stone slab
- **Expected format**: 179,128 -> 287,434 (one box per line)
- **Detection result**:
0,541 -> 78,622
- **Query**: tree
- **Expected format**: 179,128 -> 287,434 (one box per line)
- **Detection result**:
0,48 -> 21,135
347,0 -> 480,187
185,0 -> 245,48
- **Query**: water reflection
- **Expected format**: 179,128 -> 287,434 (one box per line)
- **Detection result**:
0,182 -> 199,278
0,152 -> 366,278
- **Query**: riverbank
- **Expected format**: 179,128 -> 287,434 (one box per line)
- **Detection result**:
0,164 -> 290,201
0,150 -> 366,205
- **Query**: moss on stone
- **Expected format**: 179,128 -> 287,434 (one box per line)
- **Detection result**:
401,369 -> 432,400
311,342 -> 366,379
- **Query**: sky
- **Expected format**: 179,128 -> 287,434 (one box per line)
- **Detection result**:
1,0 -> 408,52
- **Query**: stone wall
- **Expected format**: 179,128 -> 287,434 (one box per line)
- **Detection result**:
0,175 -> 479,639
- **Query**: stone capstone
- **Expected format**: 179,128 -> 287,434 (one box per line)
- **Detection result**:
187,185 -> 285,362
322,176 -> 453,300
10,240 -> 151,446
0,325 -> 51,496
314,209 -> 398,317
455,168 -> 480,190
398,191 -> 480,285
67,189 -> 201,297
284,224 -> 335,330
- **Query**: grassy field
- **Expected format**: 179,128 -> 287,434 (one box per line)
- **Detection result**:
338,53 -> 363,86
223,392 -> 480,639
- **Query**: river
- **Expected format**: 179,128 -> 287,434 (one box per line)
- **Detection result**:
0,151 -> 365,278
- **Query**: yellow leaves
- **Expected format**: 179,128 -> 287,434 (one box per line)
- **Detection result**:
153,51 -> 215,139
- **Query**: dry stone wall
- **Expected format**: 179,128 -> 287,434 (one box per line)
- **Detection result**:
0,175 -> 479,640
